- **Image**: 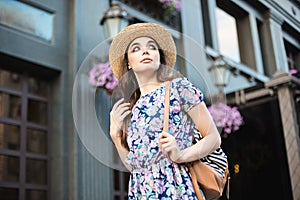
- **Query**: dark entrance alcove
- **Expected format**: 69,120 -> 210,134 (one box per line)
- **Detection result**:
220,98 -> 293,200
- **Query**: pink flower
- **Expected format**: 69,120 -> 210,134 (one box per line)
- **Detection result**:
159,0 -> 181,12
288,69 -> 298,75
88,62 -> 118,95
208,103 -> 243,136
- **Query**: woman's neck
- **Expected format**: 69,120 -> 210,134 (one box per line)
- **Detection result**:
136,76 -> 164,97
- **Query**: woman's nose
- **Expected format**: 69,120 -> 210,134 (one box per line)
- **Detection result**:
140,47 -> 150,55
142,49 -> 150,55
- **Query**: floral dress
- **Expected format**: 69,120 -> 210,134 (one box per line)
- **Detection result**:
126,77 -> 204,199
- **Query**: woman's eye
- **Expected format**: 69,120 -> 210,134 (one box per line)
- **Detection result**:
132,46 -> 140,52
149,45 -> 157,50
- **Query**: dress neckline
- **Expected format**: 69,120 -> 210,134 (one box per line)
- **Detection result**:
139,82 -> 167,99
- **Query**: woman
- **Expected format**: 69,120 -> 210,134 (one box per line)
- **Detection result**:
109,23 -> 221,199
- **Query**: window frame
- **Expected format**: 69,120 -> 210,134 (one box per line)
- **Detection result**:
0,68 -> 51,200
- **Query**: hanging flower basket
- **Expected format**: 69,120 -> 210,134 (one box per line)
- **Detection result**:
158,0 -> 182,12
288,69 -> 299,78
88,62 -> 118,96
208,103 -> 244,138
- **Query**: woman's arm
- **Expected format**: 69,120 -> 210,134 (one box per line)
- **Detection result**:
110,98 -> 132,172
159,102 -> 221,163
180,102 -> 221,162
111,130 -> 132,172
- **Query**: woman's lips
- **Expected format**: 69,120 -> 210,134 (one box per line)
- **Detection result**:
140,58 -> 153,63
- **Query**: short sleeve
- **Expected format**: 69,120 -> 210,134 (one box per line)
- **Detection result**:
172,77 -> 204,112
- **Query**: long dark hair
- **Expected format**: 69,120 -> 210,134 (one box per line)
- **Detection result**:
112,48 -> 180,149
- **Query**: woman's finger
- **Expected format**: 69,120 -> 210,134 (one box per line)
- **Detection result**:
117,102 -> 130,109
120,110 -> 131,120
161,142 -> 171,150
159,137 -> 170,144
117,104 -> 130,115
112,98 -> 125,111
116,104 -> 130,117
111,102 -> 129,118
158,131 -> 169,139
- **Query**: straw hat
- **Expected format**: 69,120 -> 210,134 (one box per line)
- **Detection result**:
109,23 -> 177,80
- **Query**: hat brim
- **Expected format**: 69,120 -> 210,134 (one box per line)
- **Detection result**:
109,23 -> 177,80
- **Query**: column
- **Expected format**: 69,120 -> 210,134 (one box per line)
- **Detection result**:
266,71 -> 300,200
261,10 -> 288,76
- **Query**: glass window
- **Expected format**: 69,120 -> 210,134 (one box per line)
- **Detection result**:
0,188 -> 19,199
27,99 -> 47,125
26,189 -> 47,200
27,128 -> 47,154
28,77 -> 48,97
0,69 -> 21,91
0,155 -> 20,182
0,68 -> 50,200
284,40 -> 300,76
215,7 -> 240,62
0,123 -> 20,150
0,92 -> 22,120
26,158 -> 47,184
0,1 -> 54,42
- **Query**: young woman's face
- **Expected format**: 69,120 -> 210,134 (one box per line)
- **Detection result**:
127,37 -> 160,77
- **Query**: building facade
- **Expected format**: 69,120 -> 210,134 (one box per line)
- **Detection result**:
0,0 -> 299,200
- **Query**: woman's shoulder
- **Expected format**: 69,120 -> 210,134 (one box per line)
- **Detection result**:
170,77 -> 192,88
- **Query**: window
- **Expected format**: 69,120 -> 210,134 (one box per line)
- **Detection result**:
0,68 -> 50,200
210,0 -> 267,74
113,169 -> 130,200
117,0 -> 181,30
294,89 -> 300,137
215,7 -> 241,63
284,40 -> 300,76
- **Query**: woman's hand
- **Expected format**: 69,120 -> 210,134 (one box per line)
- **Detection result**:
110,98 -> 131,142
158,131 -> 183,163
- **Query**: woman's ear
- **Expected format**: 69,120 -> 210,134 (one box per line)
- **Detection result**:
127,63 -> 131,69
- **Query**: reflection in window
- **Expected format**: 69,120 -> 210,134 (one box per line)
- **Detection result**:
27,128 -> 47,154
0,123 -> 20,150
0,155 -> 20,182
26,158 -> 47,184
215,7 -> 240,62
0,0 -> 54,42
0,188 -> 19,199
28,77 -> 48,97
0,69 -> 21,91
284,40 -> 300,75
26,189 -> 47,200
27,99 -> 47,125
0,92 -> 22,120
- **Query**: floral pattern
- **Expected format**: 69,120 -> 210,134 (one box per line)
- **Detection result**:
126,77 -> 204,199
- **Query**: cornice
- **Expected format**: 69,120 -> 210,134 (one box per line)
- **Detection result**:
265,70 -> 300,89
261,0 -> 300,32
264,9 -> 285,25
